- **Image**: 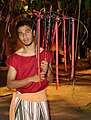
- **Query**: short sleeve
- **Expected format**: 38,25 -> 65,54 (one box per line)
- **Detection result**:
6,54 -> 17,71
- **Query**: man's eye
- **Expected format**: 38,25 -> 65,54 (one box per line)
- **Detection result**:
19,33 -> 22,36
26,30 -> 31,33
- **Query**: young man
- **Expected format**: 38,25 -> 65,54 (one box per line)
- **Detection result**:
6,19 -> 54,120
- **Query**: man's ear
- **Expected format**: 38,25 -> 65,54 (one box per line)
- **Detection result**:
33,30 -> 35,37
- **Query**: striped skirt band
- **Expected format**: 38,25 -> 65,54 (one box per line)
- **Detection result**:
15,97 -> 50,120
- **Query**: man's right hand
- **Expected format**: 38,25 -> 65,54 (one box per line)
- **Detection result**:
31,71 -> 46,82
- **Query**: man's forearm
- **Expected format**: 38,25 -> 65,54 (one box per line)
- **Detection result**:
47,66 -> 55,83
7,74 -> 38,89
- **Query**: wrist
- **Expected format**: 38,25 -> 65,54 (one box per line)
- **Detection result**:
31,74 -> 38,82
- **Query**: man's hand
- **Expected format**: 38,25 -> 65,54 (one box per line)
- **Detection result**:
41,60 -> 49,75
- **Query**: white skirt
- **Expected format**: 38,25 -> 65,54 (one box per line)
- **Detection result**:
14,91 -> 50,120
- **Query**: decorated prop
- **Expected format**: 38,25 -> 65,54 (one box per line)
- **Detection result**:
32,6 -> 88,88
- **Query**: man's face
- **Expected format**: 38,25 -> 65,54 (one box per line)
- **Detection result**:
18,25 -> 34,46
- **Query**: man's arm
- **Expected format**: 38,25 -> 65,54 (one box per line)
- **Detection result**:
46,63 -> 55,83
7,66 -> 44,89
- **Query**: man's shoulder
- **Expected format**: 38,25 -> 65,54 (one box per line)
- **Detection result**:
15,48 -> 23,55
7,48 -> 22,59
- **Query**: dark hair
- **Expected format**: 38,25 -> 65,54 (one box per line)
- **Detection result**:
16,19 -> 34,34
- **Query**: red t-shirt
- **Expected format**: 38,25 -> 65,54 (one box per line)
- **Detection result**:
6,50 -> 53,93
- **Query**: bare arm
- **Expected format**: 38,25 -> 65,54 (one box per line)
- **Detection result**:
46,63 -> 55,83
7,66 -> 44,89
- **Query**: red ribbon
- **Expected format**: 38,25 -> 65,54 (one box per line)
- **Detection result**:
33,10 -> 41,85
37,15 -> 41,85
55,16 -> 59,89
70,18 -> 75,79
52,26 -> 56,45
63,17 -> 67,71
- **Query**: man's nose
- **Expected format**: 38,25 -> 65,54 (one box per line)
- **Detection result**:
23,32 -> 27,38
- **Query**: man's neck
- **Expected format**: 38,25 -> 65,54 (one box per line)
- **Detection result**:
23,43 -> 36,54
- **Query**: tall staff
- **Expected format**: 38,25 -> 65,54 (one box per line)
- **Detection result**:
75,0 -> 81,61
